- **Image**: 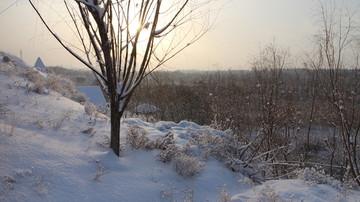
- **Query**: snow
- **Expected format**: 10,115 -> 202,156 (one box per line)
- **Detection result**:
232,179 -> 360,201
76,86 -> 106,105
1,58 -> 360,201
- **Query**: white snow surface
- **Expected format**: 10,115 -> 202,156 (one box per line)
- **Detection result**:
1,59 -> 360,201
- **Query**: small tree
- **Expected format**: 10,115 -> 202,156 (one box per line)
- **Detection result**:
29,0 -> 215,156
251,43 -> 290,162
311,1 -> 360,186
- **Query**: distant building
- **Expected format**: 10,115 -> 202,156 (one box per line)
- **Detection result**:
34,57 -> 47,71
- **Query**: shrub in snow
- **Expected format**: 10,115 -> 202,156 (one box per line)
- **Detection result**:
217,185 -> 231,202
297,167 -> 328,184
126,125 -> 150,149
157,143 -> 191,163
2,175 -> 16,191
24,70 -> 87,103
191,130 -> 262,182
192,130 -> 225,160
50,112 -> 72,129
255,185 -> 284,202
46,75 -> 87,103
95,135 -> 110,148
25,71 -> 47,94
342,168 -> 359,190
225,158 -> 263,183
32,112 -> 71,130
126,126 -> 177,151
173,153 -> 204,178
84,103 -> 105,117
192,130 -> 250,162
157,144 -> 181,163
146,132 -> 174,150
182,186 -> 196,202
0,103 -> 8,116
93,164 -> 108,181
34,175 -> 48,195
297,167 -> 341,189
0,114 -> 18,136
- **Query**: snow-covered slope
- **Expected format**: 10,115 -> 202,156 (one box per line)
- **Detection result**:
1,54 -> 360,202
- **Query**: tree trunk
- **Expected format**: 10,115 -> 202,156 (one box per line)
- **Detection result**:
110,102 -> 122,156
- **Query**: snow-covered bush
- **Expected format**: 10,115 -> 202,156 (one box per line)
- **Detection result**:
50,112 -> 72,129
32,112 -> 71,130
225,158 -> 263,183
0,114 -> 18,136
24,71 -> 47,94
192,130 -> 250,162
145,133 -> 174,150
0,103 -> 7,116
24,70 -> 87,103
46,75 -> 87,103
157,144 -> 181,163
191,130 -> 260,175
254,185 -> 284,202
217,185 -> 231,202
192,130 -> 226,160
34,175 -> 48,195
182,186 -> 195,201
173,153 -> 204,178
2,175 -> 15,191
297,167 -> 341,189
93,162 -> 108,181
156,138 -> 190,163
125,125 -> 177,151
126,125 -> 150,149
46,75 -> 72,95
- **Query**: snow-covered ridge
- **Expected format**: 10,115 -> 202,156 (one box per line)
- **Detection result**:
1,53 -> 359,201
0,51 -> 28,69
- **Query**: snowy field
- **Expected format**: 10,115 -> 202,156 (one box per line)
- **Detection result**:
1,53 -> 360,201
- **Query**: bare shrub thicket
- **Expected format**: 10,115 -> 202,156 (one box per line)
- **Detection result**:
305,1 -> 360,186
130,55 -> 359,184
131,83 -> 213,125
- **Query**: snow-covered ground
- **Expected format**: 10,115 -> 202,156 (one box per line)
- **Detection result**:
1,53 -> 360,201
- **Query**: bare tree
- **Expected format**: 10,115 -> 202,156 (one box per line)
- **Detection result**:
251,43 -> 289,161
29,0 -> 215,156
311,1 -> 360,186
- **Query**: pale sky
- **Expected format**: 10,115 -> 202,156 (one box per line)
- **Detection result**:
0,0 -> 359,70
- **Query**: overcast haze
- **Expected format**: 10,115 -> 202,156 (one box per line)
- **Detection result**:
1,0 -> 359,70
